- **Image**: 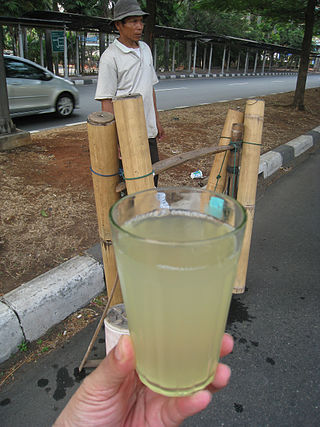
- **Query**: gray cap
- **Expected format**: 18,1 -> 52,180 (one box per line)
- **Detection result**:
113,0 -> 149,22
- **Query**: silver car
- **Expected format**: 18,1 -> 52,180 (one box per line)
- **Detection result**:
4,55 -> 80,118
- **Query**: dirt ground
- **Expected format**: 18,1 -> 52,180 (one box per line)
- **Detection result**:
1,88 -> 320,296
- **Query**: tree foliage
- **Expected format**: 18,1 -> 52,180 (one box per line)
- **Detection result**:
195,0 -> 320,109
0,0 -> 52,16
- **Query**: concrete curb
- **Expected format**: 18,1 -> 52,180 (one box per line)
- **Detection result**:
71,71 -> 296,85
0,254 -> 104,363
259,126 -> 320,178
1,125 -> 319,364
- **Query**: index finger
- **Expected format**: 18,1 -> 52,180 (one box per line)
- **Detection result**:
220,333 -> 234,358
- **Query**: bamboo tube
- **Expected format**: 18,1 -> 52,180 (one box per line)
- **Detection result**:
87,111 -> 123,305
233,99 -> 265,294
113,94 -> 155,194
206,108 -> 244,193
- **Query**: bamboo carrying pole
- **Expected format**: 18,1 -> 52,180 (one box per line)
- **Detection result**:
233,99 -> 265,294
113,94 -> 155,194
115,144 -> 233,193
206,108 -> 244,193
87,111 -> 123,305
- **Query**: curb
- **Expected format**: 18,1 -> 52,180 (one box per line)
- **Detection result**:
259,126 -> 320,178
1,125 -> 319,364
71,71 -> 296,85
0,254 -> 104,363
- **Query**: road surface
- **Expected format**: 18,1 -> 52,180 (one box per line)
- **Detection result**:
12,73 -> 320,133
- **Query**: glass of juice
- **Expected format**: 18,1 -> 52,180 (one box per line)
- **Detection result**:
109,187 -> 246,397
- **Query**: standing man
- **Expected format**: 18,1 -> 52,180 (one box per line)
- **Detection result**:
95,0 -> 164,186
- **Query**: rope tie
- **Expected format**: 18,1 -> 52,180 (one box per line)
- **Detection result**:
123,170 -> 154,181
90,166 -> 118,177
214,135 -> 260,197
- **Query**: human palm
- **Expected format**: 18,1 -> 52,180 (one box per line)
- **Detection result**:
54,334 -> 233,427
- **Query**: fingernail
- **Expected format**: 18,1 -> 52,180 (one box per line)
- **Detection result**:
115,336 -> 124,361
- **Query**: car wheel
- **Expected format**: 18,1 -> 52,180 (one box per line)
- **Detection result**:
56,93 -> 74,118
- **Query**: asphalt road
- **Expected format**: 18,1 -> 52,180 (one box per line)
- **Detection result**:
1,145 -> 319,426
12,73 -> 320,133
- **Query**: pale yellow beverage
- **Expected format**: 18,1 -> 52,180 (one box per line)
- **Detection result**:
111,205 -> 244,396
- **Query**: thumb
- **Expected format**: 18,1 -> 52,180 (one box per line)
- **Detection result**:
84,334 -> 136,394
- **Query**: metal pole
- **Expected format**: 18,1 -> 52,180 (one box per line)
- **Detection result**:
75,34 -> 80,75
226,47 -> 231,72
262,51 -> 267,74
192,39 -> 197,74
64,25 -> 68,78
202,46 -> 207,71
237,52 -> 241,71
221,44 -> 226,74
153,42 -> 157,70
244,49 -> 249,74
40,33 -> 44,67
253,51 -> 258,73
18,24 -> 24,58
172,41 -> 176,72
208,44 -> 213,73
269,52 -> 273,70
188,41 -> 192,72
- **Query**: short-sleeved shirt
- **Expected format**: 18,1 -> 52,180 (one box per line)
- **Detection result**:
95,39 -> 159,138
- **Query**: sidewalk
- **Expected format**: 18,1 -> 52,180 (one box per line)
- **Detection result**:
1,137 -> 319,426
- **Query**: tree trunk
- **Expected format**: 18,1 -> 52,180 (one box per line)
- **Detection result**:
144,0 -> 156,52
81,32 -> 87,74
99,32 -> 106,57
0,26 -> 16,135
45,29 -> 54,72
293,0 -> 316,110
23,27 -> 28,59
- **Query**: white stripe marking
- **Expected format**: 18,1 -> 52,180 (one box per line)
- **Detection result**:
155,87 -> 187,92
228,82 -> 248,86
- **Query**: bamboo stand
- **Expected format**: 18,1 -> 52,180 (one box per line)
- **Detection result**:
87,111 -> 123,305
80,99 -> 264,370
113,94 -> 155,194
233,99 -> 265,293
206,108 -> 244,193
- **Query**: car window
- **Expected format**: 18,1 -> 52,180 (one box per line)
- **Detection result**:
5,59 -> 45,80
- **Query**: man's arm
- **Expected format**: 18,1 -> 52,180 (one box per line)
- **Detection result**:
153,89 -> 164,140
101,99 -> 114,114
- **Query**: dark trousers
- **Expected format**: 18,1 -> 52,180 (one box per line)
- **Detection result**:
148,137 -> 159,187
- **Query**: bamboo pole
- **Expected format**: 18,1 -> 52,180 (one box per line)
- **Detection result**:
233,99 -> 265,294
206,108 -> 244,193
87,111 -> 123,305
113,94 -> 155,194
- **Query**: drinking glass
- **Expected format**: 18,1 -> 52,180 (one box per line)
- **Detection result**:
109,187 -> 246,396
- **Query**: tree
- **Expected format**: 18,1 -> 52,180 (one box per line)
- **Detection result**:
195,0 -> 320,110
0,26 -> 16,136
293,0 -> 318,109
144,0 -> 156,51
0,0 -> 52,138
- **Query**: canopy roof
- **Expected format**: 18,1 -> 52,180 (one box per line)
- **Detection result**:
0,10 -> 304,55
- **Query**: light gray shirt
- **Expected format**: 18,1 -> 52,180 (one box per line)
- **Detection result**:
95,39 -> 159,138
